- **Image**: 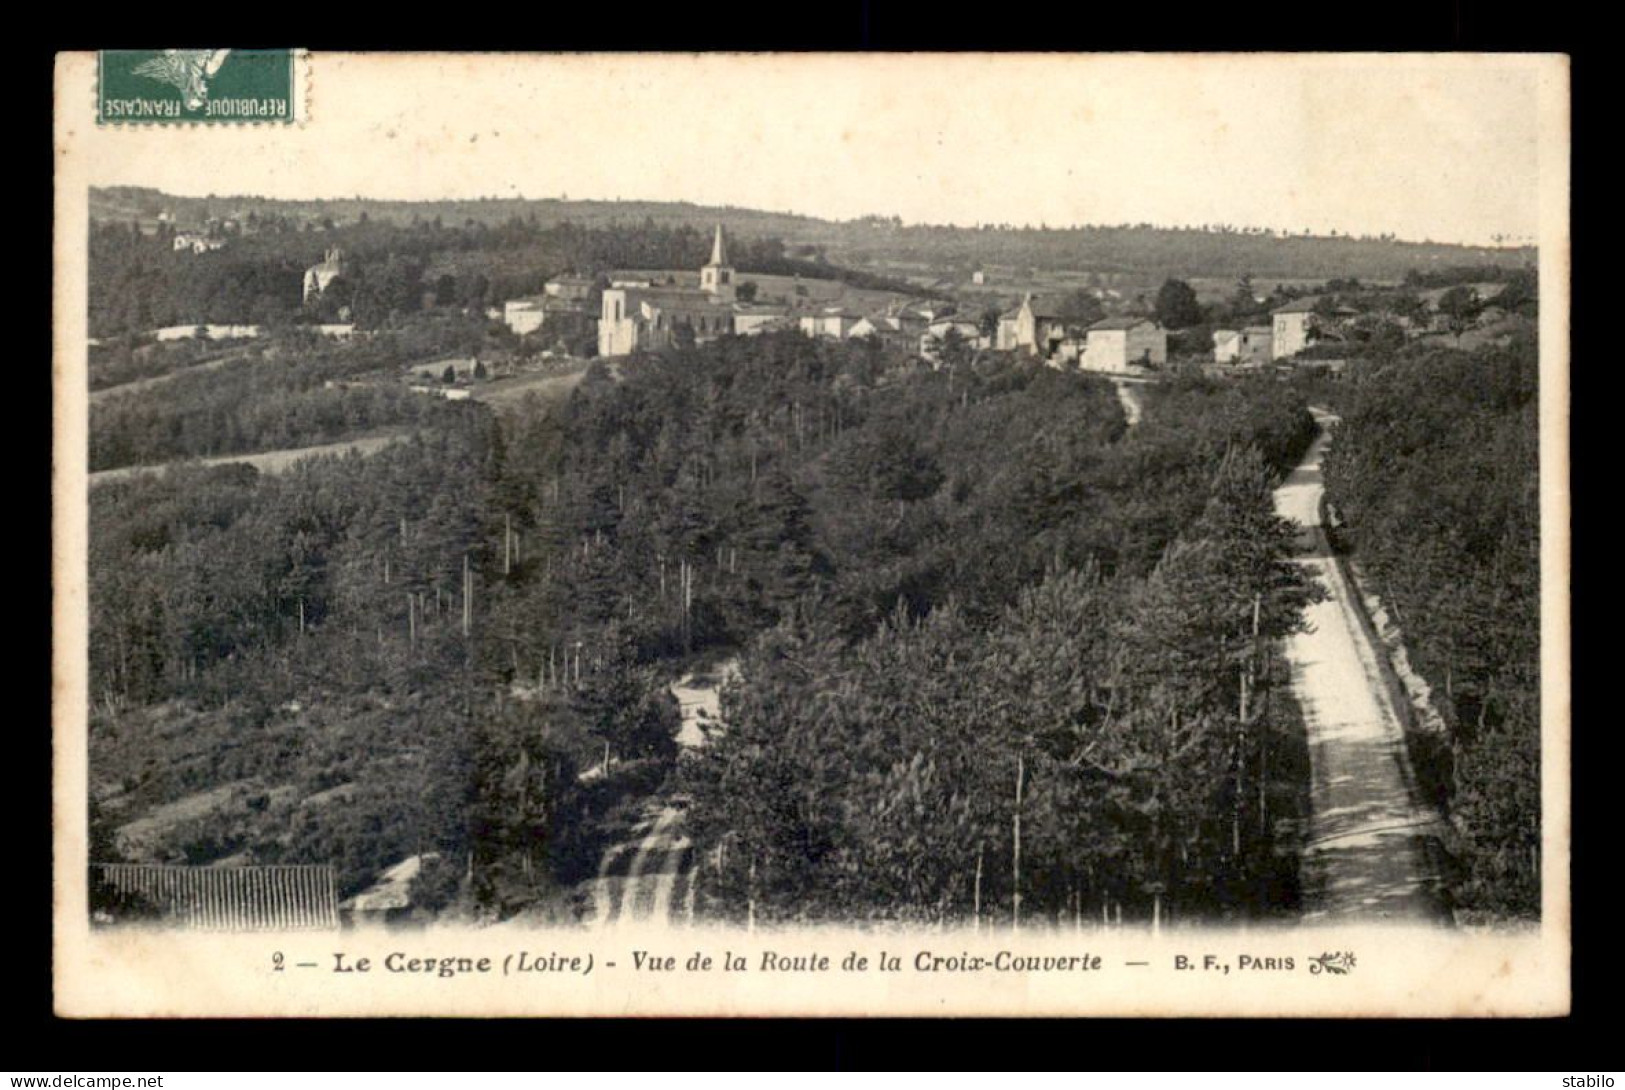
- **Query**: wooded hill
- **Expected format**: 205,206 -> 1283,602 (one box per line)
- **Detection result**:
91,329 -> 1324,922
1322,334 -> 1541,921
94,186 -> 1534,291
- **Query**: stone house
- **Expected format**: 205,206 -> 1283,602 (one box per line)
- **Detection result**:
1079,317 -> 1167,373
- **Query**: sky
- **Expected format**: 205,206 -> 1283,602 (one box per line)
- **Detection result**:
69,53 -> 1564,247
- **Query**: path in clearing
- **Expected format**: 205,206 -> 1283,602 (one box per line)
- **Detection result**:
586,801 -> 695,929
583,658 -> 737,927
89,433 -> 408,487
1109,376 -> 1146,427
1275,410 -> 1452,925
90,352 -> 244,405
468,363 -> 594,409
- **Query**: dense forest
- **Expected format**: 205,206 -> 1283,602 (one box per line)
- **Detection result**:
478,336 -> 1324,924
91,326 -> 1323,922
1321,334 -> 1541,920
90,418 -> 494,901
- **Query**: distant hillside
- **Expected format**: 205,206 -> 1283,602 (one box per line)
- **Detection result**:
93,186 -> 1534,285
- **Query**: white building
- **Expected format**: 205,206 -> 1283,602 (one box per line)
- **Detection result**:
303,248 -> 347,302
1012,294 -> 1069,358
505,276 -> 597,338
733,305 -> 791,336
153,324 -> 261,342
1079,317 -> 1166,373
1213,326 -> 1273,365
600,287 -> 734,356
1271,299 -> 1318,359
799,307 -> 861,340
172,233 -> 226,254
545,275 -> 595,302
919,315 -> 985,361
994,307 -> 1023,351
503,298 -> 548,336
848,313 -> 912,347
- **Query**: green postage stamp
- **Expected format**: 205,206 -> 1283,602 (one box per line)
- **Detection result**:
98,49 -> 299,124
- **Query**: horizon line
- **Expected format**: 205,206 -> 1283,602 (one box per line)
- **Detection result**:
91,185 -> 1540,252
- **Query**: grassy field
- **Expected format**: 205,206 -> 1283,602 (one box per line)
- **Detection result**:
88,432 -> 409,487
469,361 -> 594,408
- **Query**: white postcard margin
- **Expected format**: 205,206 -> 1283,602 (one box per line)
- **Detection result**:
52,51 -> 1572,1018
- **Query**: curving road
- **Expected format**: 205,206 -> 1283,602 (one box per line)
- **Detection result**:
1276,411 -> 1452,924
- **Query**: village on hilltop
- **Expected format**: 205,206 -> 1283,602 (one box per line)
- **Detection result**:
460,222 -> 1529,386
122,191 -> 1533,398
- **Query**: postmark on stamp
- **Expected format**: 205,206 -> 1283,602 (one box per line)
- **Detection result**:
98,49 -> 299,124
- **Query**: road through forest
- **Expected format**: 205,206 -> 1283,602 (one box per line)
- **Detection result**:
1275,411 -> 1452,925
587,801 -> 696,929
585,662 -> 736,928
585,400 -> 1454,930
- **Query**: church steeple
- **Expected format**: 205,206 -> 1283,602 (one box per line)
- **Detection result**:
701,222 -> 735,303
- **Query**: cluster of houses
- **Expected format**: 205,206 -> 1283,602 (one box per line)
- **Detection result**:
1208,299 -> 1367,367
989,297 -> 1168,373
1205,300 -> 1384,371
162,210 -> 253,254
503,274 -> 596,335
1210,281 -> 1523,369
1206,302 -> 1316,367
492,225 -> 1527,375
795,303 -> 978,361
498,224 -> 1173,375
778,288 -> 1170,374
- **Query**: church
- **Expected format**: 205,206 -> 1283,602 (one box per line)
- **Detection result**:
597,224 -> 745,357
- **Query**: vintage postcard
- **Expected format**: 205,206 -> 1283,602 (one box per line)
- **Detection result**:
52,51 -> 1570,1017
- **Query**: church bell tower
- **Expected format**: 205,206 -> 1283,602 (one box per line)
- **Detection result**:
700,223 -> 735,304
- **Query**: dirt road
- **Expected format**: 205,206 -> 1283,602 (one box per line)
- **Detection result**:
1110,377 -> 1145,426
581,659 -> 737,925
468,362 -> 595,409
90,352 -> 241,405
586,800 -> 697,928
1276,412 -> 1452,925
89,433 -> 407,487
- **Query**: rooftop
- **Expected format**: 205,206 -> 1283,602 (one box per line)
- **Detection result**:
1022,295 -> 1067,320
1272,298 -> 1320,314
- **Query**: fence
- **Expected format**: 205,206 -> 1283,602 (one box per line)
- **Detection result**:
92,863 -> 339,930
